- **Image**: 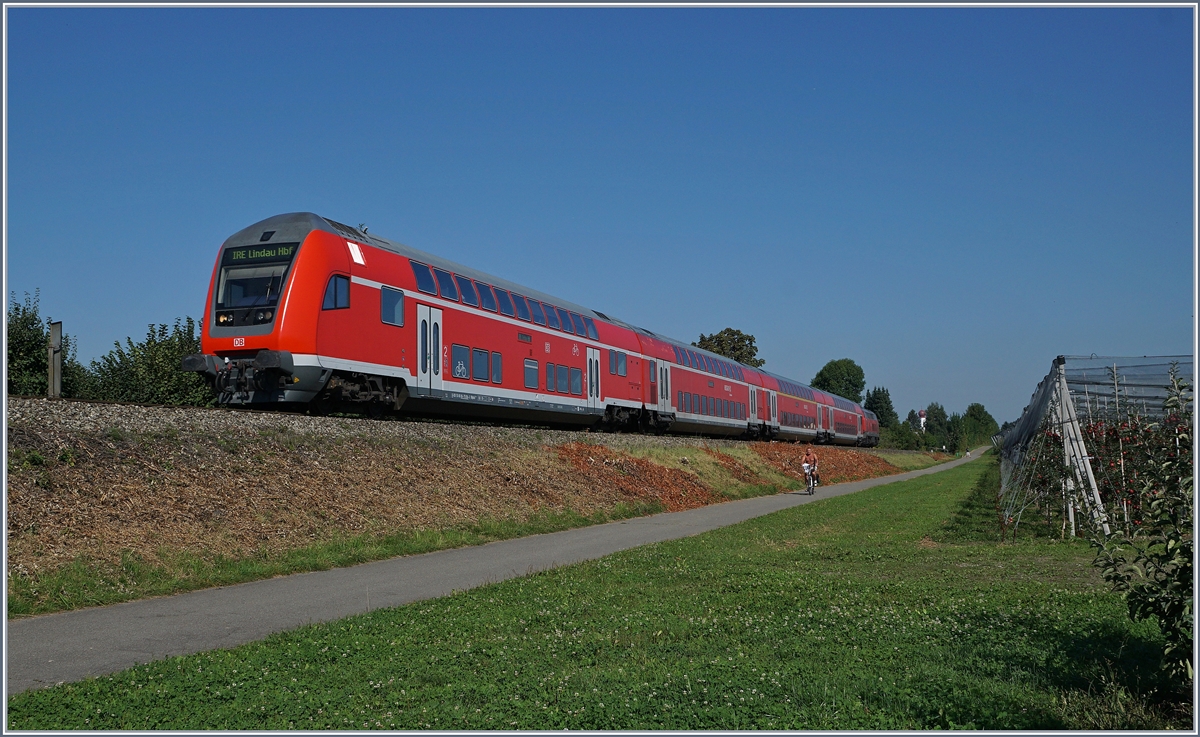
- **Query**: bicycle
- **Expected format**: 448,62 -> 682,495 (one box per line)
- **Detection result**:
804,466 -> 819,495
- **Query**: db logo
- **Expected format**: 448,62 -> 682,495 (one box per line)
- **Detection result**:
544,342 -> 551,354
233,338 -> 245,347
572,343 -> 579,356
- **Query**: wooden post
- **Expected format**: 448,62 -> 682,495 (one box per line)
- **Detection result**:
47,321 -> 62,398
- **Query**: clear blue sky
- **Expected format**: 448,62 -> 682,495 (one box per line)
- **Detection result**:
6,7 -> 1194,423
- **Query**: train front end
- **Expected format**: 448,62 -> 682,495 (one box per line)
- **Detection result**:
183,213 -> 330,406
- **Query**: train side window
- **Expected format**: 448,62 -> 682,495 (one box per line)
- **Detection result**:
322,275 -> 350,310
451,344 -> 470,379
529,299 -> 546,325
380,286 -> 404,326
456,276 -> 479,307
648,360 -> 657,383
472,283 -> 496,312
477,283 -> 498,312
491,352 -> 503,383
472,348 -> 489,381
570,367 -> 583,395
556,308 -> 574,334
410,262 -> 437,295
556,364 -> 569,393
617,352 -> 627,377
511,293 -> 531,321
682,350 -> 692,368
678,390 -> 683,409
495,288 -> 515,317
433,269 -> 458,301
546,363 -> 555,392
569,312 -> 587,336
524,359 -> 538,389
684,392 -> 691,413
583,317 -> 599,340
544,303 -> 561,329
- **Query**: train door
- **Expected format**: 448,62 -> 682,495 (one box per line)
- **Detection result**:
749,388 -> 757,422
416,305 -> 443,396
768,390 -> 778,425
658,362 -> 670,414
586,347 -> 601,411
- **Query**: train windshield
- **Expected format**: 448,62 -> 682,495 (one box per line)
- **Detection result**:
216,242 -> 299,309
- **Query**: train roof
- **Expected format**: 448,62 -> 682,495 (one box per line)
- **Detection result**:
225,213 -> 864,412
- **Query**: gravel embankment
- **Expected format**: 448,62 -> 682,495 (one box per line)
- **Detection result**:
6,398 -> 900,584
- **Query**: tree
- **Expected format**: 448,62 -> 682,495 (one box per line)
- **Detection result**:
810,358 -> 865,404
693,328 -> 765,368
1089,371 -> 1193,687
863,386 -> 899,429
906,409 -> 921,432
7,290 -> 90,397
924,402 -> 948,438
83,318 -> 213,406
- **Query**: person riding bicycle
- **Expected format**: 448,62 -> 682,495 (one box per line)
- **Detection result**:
801,447 -> 819,488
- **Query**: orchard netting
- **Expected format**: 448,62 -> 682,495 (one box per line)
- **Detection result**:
995,355 -> 1193,538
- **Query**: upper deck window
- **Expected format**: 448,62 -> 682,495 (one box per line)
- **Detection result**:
569,313 -> 587,337
456,276 -> 479,307
477,282 -> 498,312
529,299 -> 546,325
557,308 -> 574,334
512,293 -> 531,321
583,317 -> 599,341
544,303 -> 560,330
495,288 -> 515,317
410,262 -> 437,295
433,269 -> 458,301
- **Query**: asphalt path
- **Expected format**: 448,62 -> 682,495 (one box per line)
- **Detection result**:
7,449 -> 988,694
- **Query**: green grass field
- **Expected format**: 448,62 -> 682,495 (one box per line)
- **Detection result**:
8,458 -> 1187,729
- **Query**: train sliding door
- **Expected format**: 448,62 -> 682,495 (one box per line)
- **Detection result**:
416,305 -> 443,396
587,347 -> 601,411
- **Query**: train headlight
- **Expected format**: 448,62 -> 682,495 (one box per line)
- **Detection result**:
216,312 -> 234,325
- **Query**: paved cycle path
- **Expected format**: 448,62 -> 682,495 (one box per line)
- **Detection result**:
7,450 -> 988,694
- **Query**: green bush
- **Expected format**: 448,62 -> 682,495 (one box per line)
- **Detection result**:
6,291 -> 91,397
1088,371 -> 1193,689
82,318 -> 213,406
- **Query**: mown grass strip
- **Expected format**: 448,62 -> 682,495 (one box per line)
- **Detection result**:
6,502 -> 663,619
8,458 -> 1186,729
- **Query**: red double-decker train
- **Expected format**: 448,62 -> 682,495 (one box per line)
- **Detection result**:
183,213 -> 879,446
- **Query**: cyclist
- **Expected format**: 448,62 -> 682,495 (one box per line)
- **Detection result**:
801,447 -> 819,492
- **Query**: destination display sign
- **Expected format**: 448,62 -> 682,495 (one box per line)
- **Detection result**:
221,242 -> 300,266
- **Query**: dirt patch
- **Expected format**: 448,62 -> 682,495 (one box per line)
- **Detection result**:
751,442 -> 901,485
918,536 -> 939,549
556,443 -> 720,512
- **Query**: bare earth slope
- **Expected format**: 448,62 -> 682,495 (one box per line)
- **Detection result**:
7,398 -> 936,607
